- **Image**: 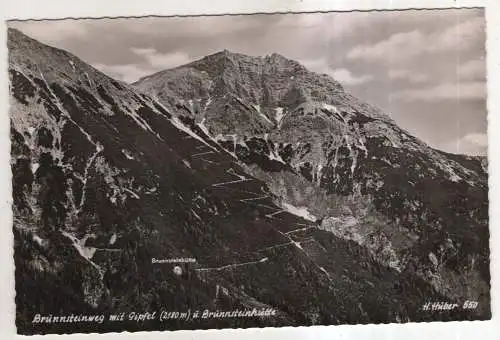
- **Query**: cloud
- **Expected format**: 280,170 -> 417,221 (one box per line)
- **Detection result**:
92,48 -> 194,83
131,48 -> 192,69
388,69 -> 428,83
458,58 -> 486,80
329,68 -> 373,85
346,16 -> 485,63
92,63 -> 153,83
434,16 -> 485,52
124,15 -> 273,40
301,58 -> 373,86
347,30 -> 424,62
8,20 -> 88,44
392,81 -> 486,102
438,132 -> 488,156
463,132 -> 488,147
303,58 -> 373,86
8,10 -> 487,158
442,132 -> 488,155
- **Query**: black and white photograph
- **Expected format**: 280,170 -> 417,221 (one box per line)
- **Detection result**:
6,6 -> 490,335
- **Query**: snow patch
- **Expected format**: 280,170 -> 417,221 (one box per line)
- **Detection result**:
322,103 -> 347,123
351,156 -> 357,175
84,72 -> 93,88
109,233 -> 117,245
380,157 -> 395,167
358,138 -> 368,157
319,266 -> 330,275
275,107 -> 285,126
322,103 -> 339,113
61,231 -> 97,260
204,97 -> 212,109
428,252 -> 439,268
282,202 -> 317,222
32,234 -> 44,247
315,163 -> 323,184
268,149 -> 286,164
191,209 -> 202,221
121,149 -> 134,160
265,140 -> 286,164
123,188 -> 140,199
31,162 -> 39,174
146,187 -> 157,194
76,148 -> 102,214
253,104 -> 273,125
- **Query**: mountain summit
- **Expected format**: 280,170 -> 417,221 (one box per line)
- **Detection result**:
133,49 -> 390,138
9,28 -> 490,335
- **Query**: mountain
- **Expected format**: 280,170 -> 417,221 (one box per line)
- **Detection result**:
9,28 -> 489,335
134,50 -> 490,312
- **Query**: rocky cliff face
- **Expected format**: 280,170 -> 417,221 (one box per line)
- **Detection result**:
134,50 -> 490,315
9,29 -> 489,335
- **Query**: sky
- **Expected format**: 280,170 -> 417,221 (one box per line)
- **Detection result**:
9,8 -> 487,155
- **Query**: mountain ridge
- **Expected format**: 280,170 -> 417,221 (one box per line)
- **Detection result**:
133,49 -> 341,89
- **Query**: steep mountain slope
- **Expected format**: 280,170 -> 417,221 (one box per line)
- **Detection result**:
134,50 -> 490,314
9,29 -> 489,335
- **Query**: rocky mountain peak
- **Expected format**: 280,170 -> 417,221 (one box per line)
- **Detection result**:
134,48 -> 392,143
135,49 -> 345,97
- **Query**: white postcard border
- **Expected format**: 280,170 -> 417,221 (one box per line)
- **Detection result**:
0,1 -> 498,339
